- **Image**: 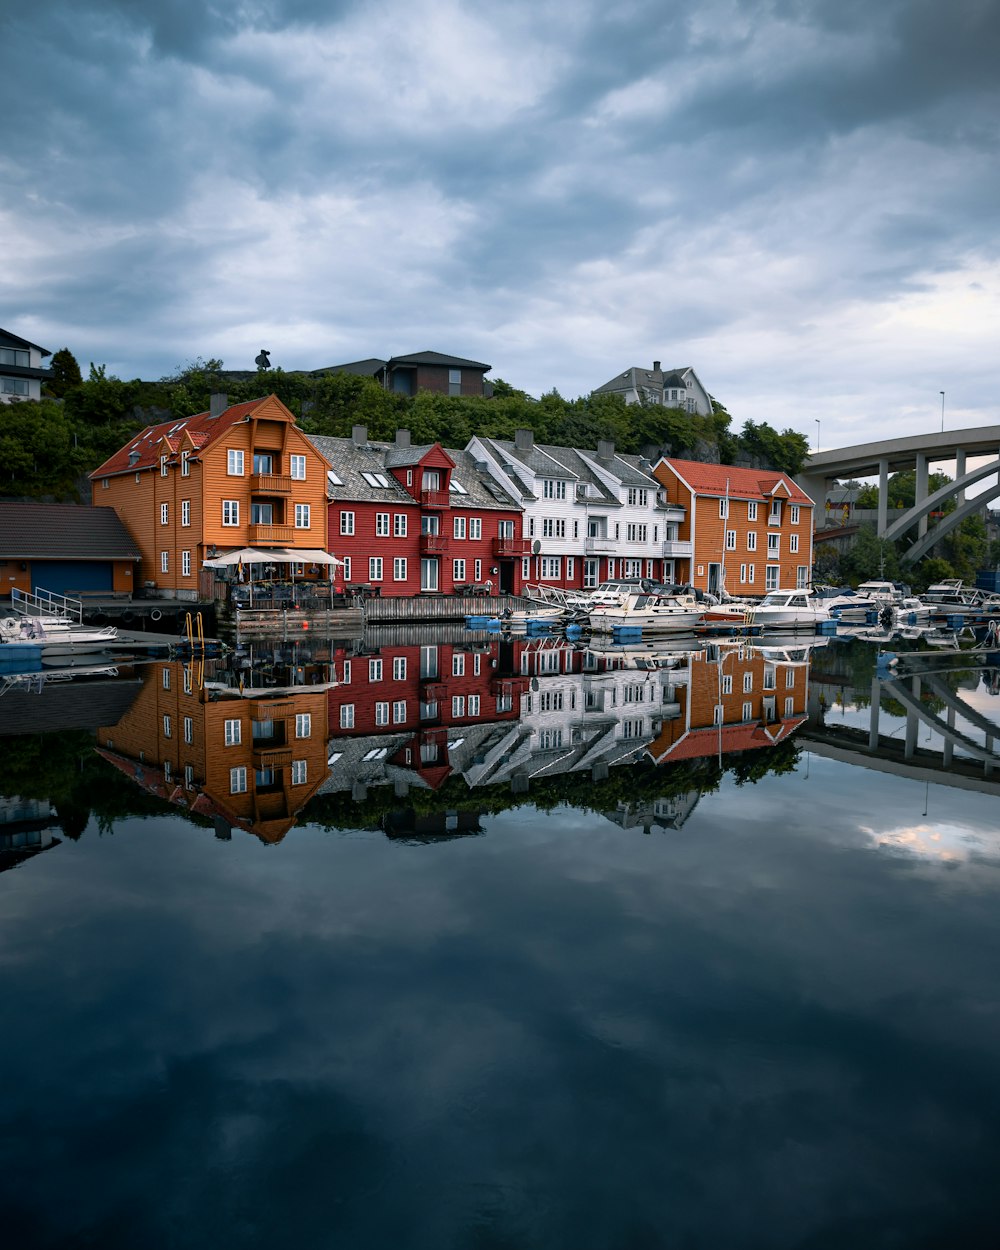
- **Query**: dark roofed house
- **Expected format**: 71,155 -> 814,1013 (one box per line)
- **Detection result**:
0,328 -> 51,403
313,351 -> 492,397
0,502 -> 141,600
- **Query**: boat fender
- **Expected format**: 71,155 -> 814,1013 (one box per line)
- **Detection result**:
150,608 -> 163,622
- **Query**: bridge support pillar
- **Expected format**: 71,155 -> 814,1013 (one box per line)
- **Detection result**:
943,708 -> 955,767
868,677 -> 881,749
956,449 -> 966,504
915,453 -> 928,539
877,457 -> 889,536
904,677 -> 920,759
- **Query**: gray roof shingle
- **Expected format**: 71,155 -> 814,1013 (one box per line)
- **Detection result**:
0,503 -> 141,560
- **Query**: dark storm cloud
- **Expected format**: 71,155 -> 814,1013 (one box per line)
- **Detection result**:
3,0 -> 999,432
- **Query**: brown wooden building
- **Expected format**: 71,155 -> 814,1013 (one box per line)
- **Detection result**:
89,394 -> 332,600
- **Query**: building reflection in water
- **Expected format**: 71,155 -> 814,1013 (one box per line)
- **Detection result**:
94,631 -> 821,843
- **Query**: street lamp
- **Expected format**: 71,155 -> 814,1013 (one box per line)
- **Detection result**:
940,391 -> 945,433
814,419 -> 820,453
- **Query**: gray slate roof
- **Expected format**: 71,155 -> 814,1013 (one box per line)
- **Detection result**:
307,436 -> 416,504
0,503 -> 141,560
592,365 -> 690,395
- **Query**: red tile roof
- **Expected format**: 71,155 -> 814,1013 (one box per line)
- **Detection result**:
89,398 -> 270,479
662,458 -> 813,505
654,716 -> 806,761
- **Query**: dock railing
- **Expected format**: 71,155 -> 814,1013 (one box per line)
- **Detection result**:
12,586 -> 83,624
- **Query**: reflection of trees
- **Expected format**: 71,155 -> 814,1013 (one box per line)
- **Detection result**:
0,731 -> 180,838
302,743 -> 800,835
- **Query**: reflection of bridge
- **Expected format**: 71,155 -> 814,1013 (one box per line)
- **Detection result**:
797,425 -> 1000,563
803,660 -> 1000,794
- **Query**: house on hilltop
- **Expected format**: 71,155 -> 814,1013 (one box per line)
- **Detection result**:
0,328 -> 51,403
592,361 -> 711,415
313,351 -> 493,397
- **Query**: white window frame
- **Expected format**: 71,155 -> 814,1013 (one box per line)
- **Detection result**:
295,503 -> 310,529
296,713 -> 312,738
160,550 -> 169,573
181,499 -> 190,527
369,557 -> 383,581
393,557 -> 407,581
227,449 -> 244,476
340,704 -> 355,729
290,454 -> 306,480
394,513 -> 408,537
291,759 -> 308,785
454,516 -> 466,540
453,559 -> 466,581
222,499 -> 239,526
393,656 -> 407,680
230,766 -> 247,794
376,512 -> 390,537
181,550 -> 191,577
340,511 -> 355,536
160,502 -> 169,525
469,517 -> 482,540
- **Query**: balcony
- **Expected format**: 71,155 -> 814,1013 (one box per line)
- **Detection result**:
252,744 -> 293,769
248,523 -> 294,544
490,674 -> 530,696
251,472 -> 293,495
419,533 -> 449,554
661,539 -> 693,557
420,680 -> 448,700
420,488 -> 449,509
249,699 -> 294,720
584,535 -> 617,554
492,536 -> 532,558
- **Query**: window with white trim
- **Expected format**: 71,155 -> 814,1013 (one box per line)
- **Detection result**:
222,499 -> 239,526
183,716 -> 193,744
160,550 -> 169,573
453,559 -> 466,581
786,668 -> 796,689
747,501 -> 757,521
340,704 -> 355,729
160,503 -> 169,525
376,512 -> 390,536
742,700 -> 753,721
542,479 -> 567,499
725,530 -> 736,550
295,503 -> 310,528
369,557 -> 383,581
469,517 -> 482,540
296,713 -> 312,738
230,766 -> 247,794
393,557 -> 407,581
181,499 -> 190,527
290,454 -> 306,480
766,565 -> 779,590
719,498 -> 729,519
227,449 -> 244,476
224,719 -> 241,746
160,455 -> 169,477
468,695 -> 480,716
452,695 -> 465,717
369,658 -> 383,682
767,533 -> 780,557
454,516 -> 466,540
291,759 -> 308,785
181,550 -> 191,576
375,702 -> 389,726
340,511 -> 355,535
162,667 -> 171,689
790,533 -> 799,554
784,696 -> 795,718
540,556 -> 561,579
452,653 -> 465,677
747,531 -> 757,551
790,505 -> 800,524
743,671 -> 753,693
393,656 -> 407,680
394,513 -> 407,537
722,674 -> 733,695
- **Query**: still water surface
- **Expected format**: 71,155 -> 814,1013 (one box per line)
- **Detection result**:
2,629 -> 1000,1248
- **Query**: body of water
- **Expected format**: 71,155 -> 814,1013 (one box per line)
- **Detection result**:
2,627 -> 999,1248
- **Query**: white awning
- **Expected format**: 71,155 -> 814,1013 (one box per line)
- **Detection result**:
203,547 -> 345,568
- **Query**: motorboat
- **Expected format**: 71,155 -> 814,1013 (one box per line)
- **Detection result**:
811,584 -> 879,620
739,589 -> 832,629
0,615 -> 119,655
894,596 -> 935,621
588,590 -> 706,633
855,580 -> 907,606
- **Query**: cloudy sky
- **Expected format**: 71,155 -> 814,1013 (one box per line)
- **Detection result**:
4,0 -> 1000,447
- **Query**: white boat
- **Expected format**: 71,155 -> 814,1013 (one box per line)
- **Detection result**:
588,590 -> 706,633
894,596 -> 934,620
740,589 -> 832,629
0,615 -> 119,655
855,580 -> 906,606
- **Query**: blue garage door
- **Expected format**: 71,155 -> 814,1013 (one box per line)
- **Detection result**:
33,562 -> 113,596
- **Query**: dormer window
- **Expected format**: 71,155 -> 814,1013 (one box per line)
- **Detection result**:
449,478 -> 468,494
181,450 -> 190,476
361,471 -> 391,488
160,455 -> 169,477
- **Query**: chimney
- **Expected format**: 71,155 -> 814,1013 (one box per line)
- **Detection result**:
395,429 -> 411,448
352,424 -> 367,446
514,428 -> 534,451
209,393 -> 228,418
597,439 -> 614,460
653,361 -> 661,373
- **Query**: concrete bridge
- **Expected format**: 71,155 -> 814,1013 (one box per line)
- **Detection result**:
798,425 -> 1000,563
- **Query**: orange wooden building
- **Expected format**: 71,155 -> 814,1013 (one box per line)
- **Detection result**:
89,394 -> 332,600
652,459 -> 816,598
97,656 -> 333,844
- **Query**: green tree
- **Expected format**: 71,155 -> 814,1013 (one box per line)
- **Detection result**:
841,523 -> 900,584
47,347 -> 83,398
